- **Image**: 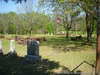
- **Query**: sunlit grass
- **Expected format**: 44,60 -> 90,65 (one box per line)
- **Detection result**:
1,34 -> 96,73
40,46 -> 95,73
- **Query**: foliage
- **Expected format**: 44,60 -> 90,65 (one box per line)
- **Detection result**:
38,0 -> 97,40
0,12 -> 54,35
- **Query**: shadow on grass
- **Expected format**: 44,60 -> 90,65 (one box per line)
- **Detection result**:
0,54 -> 82,75
41,36 -> 96,52
43,36 -> 96,46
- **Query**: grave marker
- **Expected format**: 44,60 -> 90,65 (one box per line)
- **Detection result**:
26,40 -> 40,62
8,40 -> 17,56
27,40 -> 39,56
0,40 -> 3,55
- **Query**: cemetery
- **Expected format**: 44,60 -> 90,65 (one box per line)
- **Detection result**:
0,35 -> 96,75
0,0 -> 99,75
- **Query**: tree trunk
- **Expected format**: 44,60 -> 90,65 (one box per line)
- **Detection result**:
96,0 -> 100,74
87,24 -> 93,42
66,29 -> 69,38
86,13 -> 93,42
65,24 -> 70,38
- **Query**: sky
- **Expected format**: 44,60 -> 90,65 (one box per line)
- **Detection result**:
0,0 -> 38,13
0,0 -> 85,16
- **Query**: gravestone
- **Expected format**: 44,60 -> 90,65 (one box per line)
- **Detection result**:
0,40 -> 3,55
8,40 -> 17,56
26,40 -> 40,62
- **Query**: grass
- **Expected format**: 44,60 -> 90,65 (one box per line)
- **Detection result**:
0,34 -> 96,75
40,46 -> 95,72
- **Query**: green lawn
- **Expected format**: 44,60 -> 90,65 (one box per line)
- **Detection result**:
0,35 -> 96,75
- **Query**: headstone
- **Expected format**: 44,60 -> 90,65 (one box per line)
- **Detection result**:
26,40 -> 40,62
8,40 -> 17,56
0,40 -> 3,55
27,40 -> 39,56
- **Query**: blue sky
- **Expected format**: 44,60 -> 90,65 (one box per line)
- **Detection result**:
0,0 -> 38,13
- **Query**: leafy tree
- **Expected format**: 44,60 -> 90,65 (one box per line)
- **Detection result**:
38,0 -> 84,38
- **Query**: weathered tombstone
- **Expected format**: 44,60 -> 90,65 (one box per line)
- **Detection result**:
0,40 -> 3,56
8,40 -> 17,56
26,40 -> 40,62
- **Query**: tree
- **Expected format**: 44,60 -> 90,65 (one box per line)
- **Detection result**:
96,0 -> 100,74
76,0 -> 96,42
38,0 -> 84,38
